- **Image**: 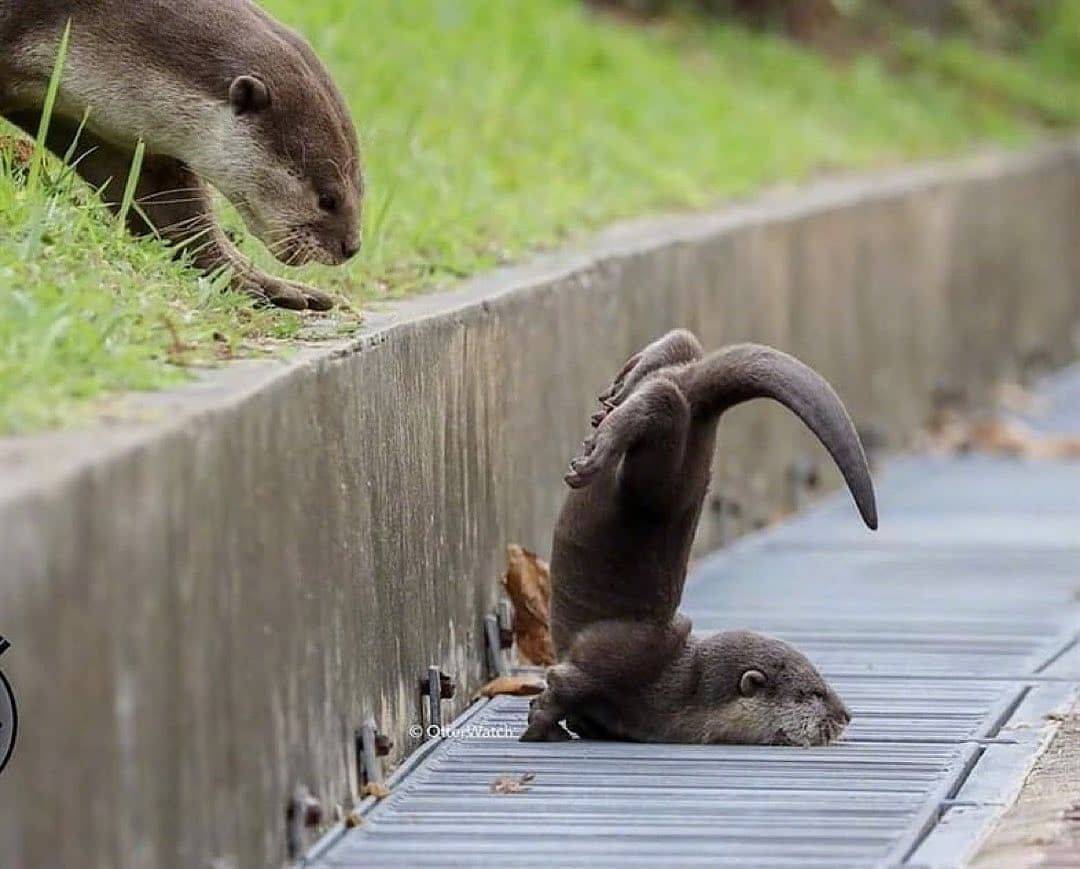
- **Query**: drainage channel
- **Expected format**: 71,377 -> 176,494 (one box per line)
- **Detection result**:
307,369 -> 1080,869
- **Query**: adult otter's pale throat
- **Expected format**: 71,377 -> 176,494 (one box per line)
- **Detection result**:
0,0 -> 362,310
523,329 -> 877,746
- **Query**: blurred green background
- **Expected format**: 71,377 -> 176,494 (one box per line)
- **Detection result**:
2,0 -> 1079,432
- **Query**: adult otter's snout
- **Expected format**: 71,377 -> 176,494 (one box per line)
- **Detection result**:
222,66 -> 364,271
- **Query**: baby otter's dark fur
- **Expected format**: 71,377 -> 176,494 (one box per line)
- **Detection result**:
523,330 -> 876,745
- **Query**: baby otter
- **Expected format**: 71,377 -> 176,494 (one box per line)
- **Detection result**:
0,0 -> 362,310
522,329 -> 877,745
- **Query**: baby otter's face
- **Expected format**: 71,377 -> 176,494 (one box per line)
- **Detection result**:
695,630 -> 851,747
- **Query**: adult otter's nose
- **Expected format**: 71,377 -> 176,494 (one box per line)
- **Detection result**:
340,239 -> 361,261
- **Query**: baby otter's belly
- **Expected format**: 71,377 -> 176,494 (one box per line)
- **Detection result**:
549,532 -> 685,656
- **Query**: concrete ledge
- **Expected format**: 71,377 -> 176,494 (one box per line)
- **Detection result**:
2,143 -> 1080,868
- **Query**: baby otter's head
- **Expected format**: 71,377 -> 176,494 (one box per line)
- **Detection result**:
199,29 -> 363,268
694,630 -> 850,747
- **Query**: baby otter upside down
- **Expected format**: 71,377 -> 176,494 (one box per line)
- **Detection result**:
522,329 -> 877,746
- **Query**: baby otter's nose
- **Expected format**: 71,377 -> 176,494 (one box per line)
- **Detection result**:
827,689 -> 852,725
341,239 -> 361,261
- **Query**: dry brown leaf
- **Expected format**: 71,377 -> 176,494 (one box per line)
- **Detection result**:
995,382 -> 1047,416
962,420 -> 1080,460
344,811 -> 364,828
476,675 -> 546,698
360,782 -> 391,800
503,544 -> 556,666
490,772 -> 536,795
926,412 -> 1080,461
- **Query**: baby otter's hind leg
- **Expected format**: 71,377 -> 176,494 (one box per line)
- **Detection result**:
568,376 -> 691,511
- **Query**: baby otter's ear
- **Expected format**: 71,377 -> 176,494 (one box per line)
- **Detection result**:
229,76 -> 271,115
739,669 -> 766,697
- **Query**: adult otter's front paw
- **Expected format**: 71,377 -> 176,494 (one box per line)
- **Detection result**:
236,273 -> 335,312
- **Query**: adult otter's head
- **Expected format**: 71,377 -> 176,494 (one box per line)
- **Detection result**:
194,26 -> 363,268
693,630 -> 850,747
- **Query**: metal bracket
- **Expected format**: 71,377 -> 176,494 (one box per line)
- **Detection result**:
419,666 -> 455,737
355,719 -> 392,789
285,786 -> 322,862
485,612 -> 509,678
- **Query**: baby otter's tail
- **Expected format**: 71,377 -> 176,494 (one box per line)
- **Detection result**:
686,343 -> 878,529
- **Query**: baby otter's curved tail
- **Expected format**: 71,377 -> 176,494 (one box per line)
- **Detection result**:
686,343 -> 878,529
566,334 -> 876,530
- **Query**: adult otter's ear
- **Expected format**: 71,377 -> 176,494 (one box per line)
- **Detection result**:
229,76 -> 271,115
739,669 -> 766,698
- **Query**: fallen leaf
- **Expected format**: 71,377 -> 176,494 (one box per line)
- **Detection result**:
503,544 -> 556,665
344,811 -> 364,828
925,411 -> 1080,461
490,772 -> 535,795
360,782 -> 391,800
476,675 -> 546,698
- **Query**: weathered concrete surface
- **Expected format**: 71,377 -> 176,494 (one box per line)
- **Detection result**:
971,702 -> 1080,868
1,144 -> 1079,868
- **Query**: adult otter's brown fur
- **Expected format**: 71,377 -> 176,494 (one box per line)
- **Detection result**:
0,0 -> 362,310
522,329 -> 878,745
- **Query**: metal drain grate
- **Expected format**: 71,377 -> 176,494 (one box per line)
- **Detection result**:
309,371 -> 1080,868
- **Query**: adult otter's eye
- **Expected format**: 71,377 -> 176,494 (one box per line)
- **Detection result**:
318,193 -> 339,213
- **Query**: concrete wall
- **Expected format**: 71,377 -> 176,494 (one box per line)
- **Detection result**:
1,144 -> 1078,868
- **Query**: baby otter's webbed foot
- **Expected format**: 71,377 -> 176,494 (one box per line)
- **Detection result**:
592,329 -> 703,427
567,376 -> 691,492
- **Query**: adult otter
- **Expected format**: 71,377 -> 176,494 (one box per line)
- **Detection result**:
522,329 -> 877,745
0,0 -> 361,310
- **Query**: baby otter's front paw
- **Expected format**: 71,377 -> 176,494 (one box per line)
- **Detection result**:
235,273 -> 335,311
520,718 -> 572,742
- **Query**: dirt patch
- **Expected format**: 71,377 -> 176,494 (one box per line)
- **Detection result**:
972,702 -> 1080,868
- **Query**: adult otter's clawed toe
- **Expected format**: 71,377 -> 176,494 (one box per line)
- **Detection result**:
1,1 -> 363,311
530,329 -> 876,746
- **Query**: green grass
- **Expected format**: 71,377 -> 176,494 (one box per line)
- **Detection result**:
4,0 -> 1080,433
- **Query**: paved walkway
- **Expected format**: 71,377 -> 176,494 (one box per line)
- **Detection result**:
309,367 -> 1080,868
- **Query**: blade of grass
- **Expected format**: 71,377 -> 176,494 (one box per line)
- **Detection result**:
116,139 -> 145,233
28,20 -> 71,193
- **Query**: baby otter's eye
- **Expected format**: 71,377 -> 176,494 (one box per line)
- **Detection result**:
318,193 -> 339,213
